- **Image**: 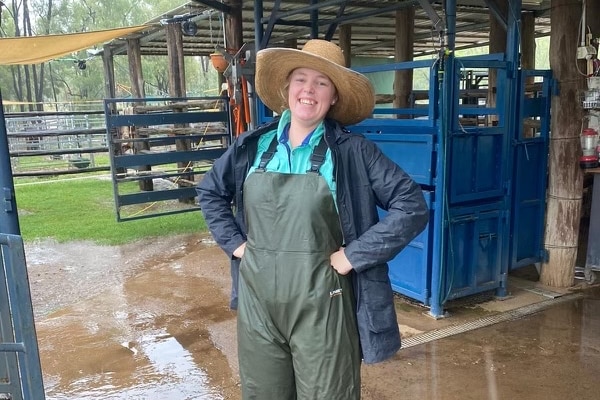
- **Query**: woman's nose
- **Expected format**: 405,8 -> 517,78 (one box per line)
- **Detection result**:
303,82 -> 315,93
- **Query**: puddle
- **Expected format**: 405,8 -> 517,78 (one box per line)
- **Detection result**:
44,329 -> 223,400
30,235 -> 239,400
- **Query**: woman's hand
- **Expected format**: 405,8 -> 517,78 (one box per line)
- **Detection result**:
330,248 -> 353,275
233,242 -> 246,259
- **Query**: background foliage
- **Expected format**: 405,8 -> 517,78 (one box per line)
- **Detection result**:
0,0 -> 219,110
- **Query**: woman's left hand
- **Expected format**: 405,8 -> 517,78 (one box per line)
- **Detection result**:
330,248 -> 353,275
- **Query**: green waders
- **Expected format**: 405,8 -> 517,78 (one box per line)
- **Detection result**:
237,136 -> 361,400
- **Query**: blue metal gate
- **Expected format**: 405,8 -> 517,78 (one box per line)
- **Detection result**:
0,236 -> 46,400
1,94 -> 46,399
509,70 -> 553,269
104,97 -> 232,221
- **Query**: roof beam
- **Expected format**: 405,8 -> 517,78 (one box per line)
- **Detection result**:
191,0 -> 232,14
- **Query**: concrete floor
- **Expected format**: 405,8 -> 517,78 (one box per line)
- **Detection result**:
23,234 -> 600,400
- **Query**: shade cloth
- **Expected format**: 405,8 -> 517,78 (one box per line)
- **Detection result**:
0,25 -> 150,65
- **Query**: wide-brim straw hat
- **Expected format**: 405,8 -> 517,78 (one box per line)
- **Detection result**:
255,39 -> 375,126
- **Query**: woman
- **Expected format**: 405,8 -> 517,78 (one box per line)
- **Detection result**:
197,39 -> 429,400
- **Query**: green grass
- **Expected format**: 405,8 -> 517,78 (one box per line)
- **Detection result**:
14,177 -> 207,245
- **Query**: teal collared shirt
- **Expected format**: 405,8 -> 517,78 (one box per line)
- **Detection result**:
248,110 -> 337,202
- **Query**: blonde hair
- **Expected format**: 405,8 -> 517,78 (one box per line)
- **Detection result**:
278,80 -> 290,112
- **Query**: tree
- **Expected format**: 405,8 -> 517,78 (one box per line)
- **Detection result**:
0,0 -> 217,108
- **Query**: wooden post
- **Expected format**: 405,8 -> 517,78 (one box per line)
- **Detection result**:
127,39 -> 145,99
225,0 -> 243,52
166,24 -> 186,97
166,23 -> 193,198
102,44 -> 123,175
102,45 -> 116,103
393,7 -> 414,118
540,0 -> 586,287
487,1 -> 508,126
339,25 -> 352,67
224,0 -> 245,134
126,38 -> 153,191
520,12 -> 536,73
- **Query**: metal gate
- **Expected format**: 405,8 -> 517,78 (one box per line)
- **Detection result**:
0,234 -> 46,400
104,97 -> 232,221
509,69 -> 553,269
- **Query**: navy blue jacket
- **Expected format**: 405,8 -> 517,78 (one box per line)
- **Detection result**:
196,117 -> 429,364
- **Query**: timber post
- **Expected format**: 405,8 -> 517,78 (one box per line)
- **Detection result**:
166,22 -> 194,199
393,6 -> 415,118
127,38 -> 153,191
339,25 -> 352,67
540,0 -> 586,287
487,0 -> 508,126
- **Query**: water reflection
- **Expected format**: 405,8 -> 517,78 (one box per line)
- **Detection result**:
361,288 -> 600,400
45,329 -> 222,400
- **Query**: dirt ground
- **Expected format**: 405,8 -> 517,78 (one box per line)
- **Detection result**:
24,233 -> 600,400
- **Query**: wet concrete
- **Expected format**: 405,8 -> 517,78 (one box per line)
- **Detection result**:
26,234 -> 600,400
362,287 -> 600,400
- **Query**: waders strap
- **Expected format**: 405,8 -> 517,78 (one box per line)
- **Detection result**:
307,136 -> 328,174
256,135 -> 279,172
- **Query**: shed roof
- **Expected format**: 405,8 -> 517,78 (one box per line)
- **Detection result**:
104,0 -> 552,59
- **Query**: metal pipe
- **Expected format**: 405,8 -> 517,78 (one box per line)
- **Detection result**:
429,0 -> 456,319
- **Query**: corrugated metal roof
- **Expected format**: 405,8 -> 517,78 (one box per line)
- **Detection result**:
105,1 -> 552,58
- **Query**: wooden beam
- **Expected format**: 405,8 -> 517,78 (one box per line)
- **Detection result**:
540,0 -> 586,287
224,0 -> 243,51
102,45 -> 116,102
339,24 -> 352,67
393,6 -> 414,117
127,39 -> 145,99
166,23 -> 192,196
487,0 -> 507,126
166,23 -> 187,97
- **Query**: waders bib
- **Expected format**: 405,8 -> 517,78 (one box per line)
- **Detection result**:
238,136 -> 361,400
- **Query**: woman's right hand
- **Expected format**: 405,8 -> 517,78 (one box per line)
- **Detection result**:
233,242 -> 247,259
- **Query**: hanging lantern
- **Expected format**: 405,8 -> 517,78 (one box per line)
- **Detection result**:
580,127 -> 599,169
210,52 -> 228,73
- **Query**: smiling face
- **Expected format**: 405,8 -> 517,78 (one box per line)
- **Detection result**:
287,67 -> 338,130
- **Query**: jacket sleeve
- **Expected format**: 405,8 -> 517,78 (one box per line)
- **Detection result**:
196,142 -> 246,259
344,138 -> 430,273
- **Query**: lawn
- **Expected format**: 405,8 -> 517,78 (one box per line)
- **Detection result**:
14,176 -> 207,245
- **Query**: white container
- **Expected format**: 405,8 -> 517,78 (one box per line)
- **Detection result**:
588,77 -> 600,90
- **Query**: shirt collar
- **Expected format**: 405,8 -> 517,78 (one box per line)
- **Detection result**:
276,109 -> 324,147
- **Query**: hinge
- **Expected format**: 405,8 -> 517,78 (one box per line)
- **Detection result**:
3,187 -> 14,213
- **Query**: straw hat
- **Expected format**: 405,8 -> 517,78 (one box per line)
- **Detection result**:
255,39 -> 375,126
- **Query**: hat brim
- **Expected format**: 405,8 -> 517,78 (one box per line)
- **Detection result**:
255,48 -> 375,126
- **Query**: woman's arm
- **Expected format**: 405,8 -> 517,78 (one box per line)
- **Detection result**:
196,143 -> 247,259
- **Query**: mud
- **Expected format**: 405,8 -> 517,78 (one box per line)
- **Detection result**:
28,234 -> 239,399
25,234 -> 600,400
